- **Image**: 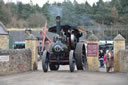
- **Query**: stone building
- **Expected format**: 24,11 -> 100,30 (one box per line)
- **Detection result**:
9,29 -> 55,49
0,23 -> 9,49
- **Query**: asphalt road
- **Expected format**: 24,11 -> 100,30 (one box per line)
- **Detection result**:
0,61 -> 128,85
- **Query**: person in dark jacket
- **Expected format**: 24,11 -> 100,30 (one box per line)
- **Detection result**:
99,49 -> 104,68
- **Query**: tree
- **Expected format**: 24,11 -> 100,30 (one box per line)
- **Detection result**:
27,13 -> 46,28
41,1 -> 50,20
33,4 -> 41,13
84,1 -> 92,14
110,0 -> 122,16
111,7 -> 118,25
120,0 -> 128,14
16,19 -> 28,28
17,2 -> 23,18
17,2 -> 34,19
94,0 -> 112,25
95,0 -> 105,24
119,0 -> 128,24
0,0 -> 127,27
62,0 -> 76,25
0,1 -> 11,26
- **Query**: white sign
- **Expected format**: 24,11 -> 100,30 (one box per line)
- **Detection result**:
0,55 -> 9,62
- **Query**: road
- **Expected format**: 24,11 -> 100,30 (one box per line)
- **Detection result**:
0,61 -> 128,85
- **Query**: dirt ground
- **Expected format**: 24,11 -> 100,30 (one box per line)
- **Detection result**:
0,61 -> 128,85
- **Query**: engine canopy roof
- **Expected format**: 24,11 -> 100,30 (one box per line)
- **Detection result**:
48,25 -> 84,37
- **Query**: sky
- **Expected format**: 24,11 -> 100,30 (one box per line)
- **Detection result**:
4,0 -> 111,7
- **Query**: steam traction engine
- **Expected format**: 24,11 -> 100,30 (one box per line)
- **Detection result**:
42,16 -> 86,72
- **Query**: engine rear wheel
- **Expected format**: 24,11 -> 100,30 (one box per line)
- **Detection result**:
42,50 -> 49,72
75,43 -> 86,70
49,63 -> 59,71
69,50 -> 75,72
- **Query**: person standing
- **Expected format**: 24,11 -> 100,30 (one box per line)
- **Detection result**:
99,49 -> 104,68
104,50 -> 113,72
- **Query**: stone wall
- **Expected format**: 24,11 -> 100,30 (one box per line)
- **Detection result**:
118,50 -> 128,72
0,49 -> 31,75
0,35 -> 9,49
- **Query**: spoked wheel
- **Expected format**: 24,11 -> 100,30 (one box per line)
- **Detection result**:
75,43 -> 86,70
49,63 -> 59,71
42,50 -> 49,72
69,50 -> 75,72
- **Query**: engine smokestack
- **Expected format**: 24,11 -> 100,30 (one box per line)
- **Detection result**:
56,16 -> 61,35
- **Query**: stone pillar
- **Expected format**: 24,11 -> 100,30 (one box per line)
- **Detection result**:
0,23 -> 9,49
114,34 -> 125,72
86,34 -> 99,71
0,35 -> 9,49
25,37 -> 37,70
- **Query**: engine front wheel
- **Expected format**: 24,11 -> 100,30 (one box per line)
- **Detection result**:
69,50 -> 75,72
42,50 -> 49,72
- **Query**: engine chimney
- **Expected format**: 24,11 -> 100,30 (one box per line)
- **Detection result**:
56,16 -> 61,35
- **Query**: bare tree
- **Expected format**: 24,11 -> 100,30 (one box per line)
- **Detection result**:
111,7 -> 118,25
27,13 -> 46,28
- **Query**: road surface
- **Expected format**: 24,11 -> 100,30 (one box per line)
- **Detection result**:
0,61 -> 128,85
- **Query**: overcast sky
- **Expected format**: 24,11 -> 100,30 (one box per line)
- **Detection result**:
4,0 -> 111,7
